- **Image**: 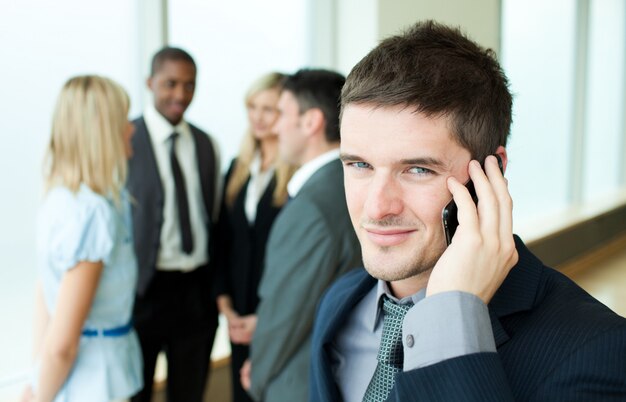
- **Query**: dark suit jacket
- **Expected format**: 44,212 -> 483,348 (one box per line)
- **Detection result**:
311,236 -> 626,401
215,158 -> 283,315
249,159 -> 362,402
127,116 -> 218,298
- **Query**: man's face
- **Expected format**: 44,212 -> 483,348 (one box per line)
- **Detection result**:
147,59 -> 196,125
274,90 -> 307,165
340,104 -> 471,288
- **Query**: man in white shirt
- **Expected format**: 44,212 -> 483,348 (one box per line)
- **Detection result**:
127,47 -> 220,402
240,69 -> 362,401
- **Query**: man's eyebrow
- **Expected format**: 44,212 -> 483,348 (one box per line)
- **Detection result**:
340,154 -> 446,168
339,153 -> 363,162
399,157 -> 445,168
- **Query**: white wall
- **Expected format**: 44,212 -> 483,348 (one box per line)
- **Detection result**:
336,0 -> 379,75
377,0 -> 500,52
335,0 -> 501,78
168,0 -> 310,171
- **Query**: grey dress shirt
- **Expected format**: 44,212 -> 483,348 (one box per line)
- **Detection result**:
331,281 -> 496,402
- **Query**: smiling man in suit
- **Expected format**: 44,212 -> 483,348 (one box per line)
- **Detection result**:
240,69 -> 362,402
127,47 -> 219,402
310,21 -> 626,402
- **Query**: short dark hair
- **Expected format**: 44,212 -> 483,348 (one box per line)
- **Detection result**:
341,20 -> 512,161
283,69 -> 346,143
150,47 -> 196,76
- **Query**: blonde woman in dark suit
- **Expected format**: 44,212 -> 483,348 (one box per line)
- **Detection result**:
215,72 -> 295,402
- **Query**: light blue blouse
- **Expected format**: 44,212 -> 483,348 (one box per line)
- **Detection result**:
36,184 -> 142,402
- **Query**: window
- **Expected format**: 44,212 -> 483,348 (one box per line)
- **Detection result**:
501,0 -> 626,237
168,0 -> 310,168
0,1 -> 139,399
583,0 -> 625,202
501,0 -> 577,227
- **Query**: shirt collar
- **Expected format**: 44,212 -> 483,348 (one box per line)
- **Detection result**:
369,279 -> 426,331
144,102 -> 191,144
250,151 -> 262,175
287,148 -> 340,197
249,151 -> 275,178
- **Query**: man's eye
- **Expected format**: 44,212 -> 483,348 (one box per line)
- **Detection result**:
350,161 -> 371,170
407,166 -> 432,175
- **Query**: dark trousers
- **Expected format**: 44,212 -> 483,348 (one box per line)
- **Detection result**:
230,344 -> 254,402
131,268 -> 218,402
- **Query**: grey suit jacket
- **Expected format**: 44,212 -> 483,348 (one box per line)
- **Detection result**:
249,158 -> 362,402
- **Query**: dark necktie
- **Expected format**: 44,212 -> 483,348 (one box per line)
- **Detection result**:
363,296 -> 413,402
169,133 -> 193,254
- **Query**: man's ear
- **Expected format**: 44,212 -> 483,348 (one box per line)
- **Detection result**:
302,108 -> 325,137
495,146 -> 508,174
146,76 -> 154,91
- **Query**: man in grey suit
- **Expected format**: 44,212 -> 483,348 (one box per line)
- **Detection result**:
240,69 -> 362,401
127,47 -> 219,402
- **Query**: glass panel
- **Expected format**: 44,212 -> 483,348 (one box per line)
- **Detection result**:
582,0 -> 625,201
501,0 -> 576,227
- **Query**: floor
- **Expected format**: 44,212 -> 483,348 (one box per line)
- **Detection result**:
153,240 -> 626,401
152,360 -> 231,402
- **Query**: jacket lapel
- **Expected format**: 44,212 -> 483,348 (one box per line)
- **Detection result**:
316,269 -> 376,401
488,235 -> 544,347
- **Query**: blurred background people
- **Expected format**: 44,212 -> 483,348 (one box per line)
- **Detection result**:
215,72 -> 295,402
127,47 -> 220,402
23,75 -> 142,402
242,69 -> 361,401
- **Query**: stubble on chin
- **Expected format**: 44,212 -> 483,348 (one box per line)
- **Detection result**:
362,241 -> 445,284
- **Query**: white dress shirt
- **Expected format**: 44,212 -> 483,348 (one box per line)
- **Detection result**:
143,103 -> 210,271
244,151 -> 275,224
287,148 -> 341,198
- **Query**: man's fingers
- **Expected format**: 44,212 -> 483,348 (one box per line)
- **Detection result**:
447,173 -> 479,235
485,155 -> 514,239
470,158 -> 500,238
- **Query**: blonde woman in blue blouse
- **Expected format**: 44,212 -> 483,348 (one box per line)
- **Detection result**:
21,76 -> 142,402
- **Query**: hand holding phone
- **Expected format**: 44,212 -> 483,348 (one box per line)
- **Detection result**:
442,155 -> 503,246
428,154 -> 518,305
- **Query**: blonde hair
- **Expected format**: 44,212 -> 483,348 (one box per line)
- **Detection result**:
45,75 -> 130,203
226,72 -> 296,208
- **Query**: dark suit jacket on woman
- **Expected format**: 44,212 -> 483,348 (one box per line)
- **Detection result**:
215,159 -> 284,402
215,158 -> 282,316
310,236 -> 626,402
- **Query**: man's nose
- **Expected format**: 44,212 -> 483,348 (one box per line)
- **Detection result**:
173,84 -> 186,100
364,173 -> 403,221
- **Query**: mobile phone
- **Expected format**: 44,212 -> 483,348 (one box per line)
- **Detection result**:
442,155 -> 503,246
